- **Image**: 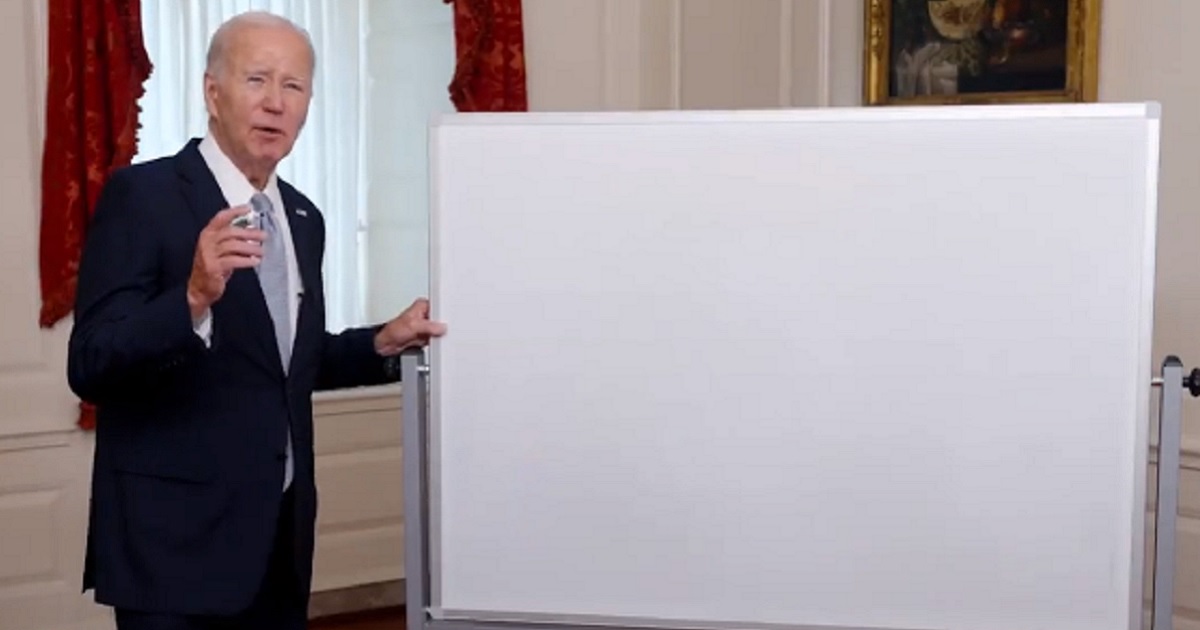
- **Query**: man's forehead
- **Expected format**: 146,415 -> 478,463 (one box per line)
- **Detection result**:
228,25 -> 310,55
227,28 -> 314,72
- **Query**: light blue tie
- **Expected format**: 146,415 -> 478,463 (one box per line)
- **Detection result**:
251,192 -> 294,490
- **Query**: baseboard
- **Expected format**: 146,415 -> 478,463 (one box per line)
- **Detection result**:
308,579 -> 405,619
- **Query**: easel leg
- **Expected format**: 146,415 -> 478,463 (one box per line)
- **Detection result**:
403,349 -> 431,630
1152,356 -> 1183,630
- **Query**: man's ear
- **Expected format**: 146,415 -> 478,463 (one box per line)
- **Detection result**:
202,72 -> 219,116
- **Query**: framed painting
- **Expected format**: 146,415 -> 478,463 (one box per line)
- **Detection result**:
863,0 -> 1100,105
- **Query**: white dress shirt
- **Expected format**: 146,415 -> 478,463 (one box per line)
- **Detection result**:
194,133 -> 302,491
194,133 -> 302,342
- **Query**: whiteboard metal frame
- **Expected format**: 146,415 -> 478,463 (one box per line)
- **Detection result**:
402,351 -> 1187,630
407,100 -> 1171,630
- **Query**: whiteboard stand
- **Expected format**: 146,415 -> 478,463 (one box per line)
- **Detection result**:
1151,355 -> 1194,630
402,350 -> 1192,630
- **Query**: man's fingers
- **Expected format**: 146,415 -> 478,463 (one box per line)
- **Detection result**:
405,298 -> 430,317
411,319 -> 447,336
209,206 -> 251,229
188,206 -> 261,311
217,238 -> 265,259
212,227 -> 266,253
217,256 -> 261,274
218,226 -> 267,241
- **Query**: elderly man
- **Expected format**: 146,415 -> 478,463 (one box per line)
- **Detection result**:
67,11 -> 444,629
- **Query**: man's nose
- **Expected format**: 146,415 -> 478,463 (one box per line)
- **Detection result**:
263,84 -> 284,113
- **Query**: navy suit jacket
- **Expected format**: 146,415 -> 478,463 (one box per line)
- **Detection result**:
67,139 -> 398,615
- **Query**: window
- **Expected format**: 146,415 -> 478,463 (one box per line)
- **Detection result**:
136,0 -> 455,331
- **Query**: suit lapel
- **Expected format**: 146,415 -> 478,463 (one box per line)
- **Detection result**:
174,139 -> 227,227
279,184 -> 317,295
278,183 -> 321,376
173,140 -> 282,376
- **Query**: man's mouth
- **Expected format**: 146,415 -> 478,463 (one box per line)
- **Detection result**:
254,126 -> 285,138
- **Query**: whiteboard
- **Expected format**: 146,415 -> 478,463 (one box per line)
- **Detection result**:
426,103 -> 1161,630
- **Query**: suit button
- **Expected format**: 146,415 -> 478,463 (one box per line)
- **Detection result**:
276,452 -> 287,461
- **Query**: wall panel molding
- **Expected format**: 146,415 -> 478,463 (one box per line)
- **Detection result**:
311,393 -> 406,593
815,0 -> 833,106
600,0 -> 645,110
826,0 -> 864,106
0,431 -> 111,629
669,0 -> 682,108
777,0 -> 794,107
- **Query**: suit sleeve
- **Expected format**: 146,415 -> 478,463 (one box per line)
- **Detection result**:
67,169 -> 206,405
276,188 -> 399,392
303,203 -> 398,391
314,325 -> 397,391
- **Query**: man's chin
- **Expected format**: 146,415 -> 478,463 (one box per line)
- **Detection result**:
251,150 -> 291,171
252,137 -> 292,156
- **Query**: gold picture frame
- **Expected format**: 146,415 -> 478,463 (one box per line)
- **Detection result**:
863,0 -> 1101,105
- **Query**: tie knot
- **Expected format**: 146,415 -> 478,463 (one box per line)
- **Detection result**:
250,192 -> 272,212
250,193 -> 275,229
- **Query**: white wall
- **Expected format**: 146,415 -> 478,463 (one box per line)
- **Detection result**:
524,0 -> 862,112
0,0 -> 114,627
1101,2 -> 1200,627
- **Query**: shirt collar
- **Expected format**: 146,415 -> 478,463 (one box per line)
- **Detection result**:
198,132 -> 283,212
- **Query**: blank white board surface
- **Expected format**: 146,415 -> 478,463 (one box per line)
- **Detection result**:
426,103 -> 1162,630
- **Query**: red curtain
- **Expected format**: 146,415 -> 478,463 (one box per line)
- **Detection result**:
40,0 -> 152,429
444,0 -> 528,112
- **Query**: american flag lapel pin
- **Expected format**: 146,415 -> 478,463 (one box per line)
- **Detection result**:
295,208 -> 308,217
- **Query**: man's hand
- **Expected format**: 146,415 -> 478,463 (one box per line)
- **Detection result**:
374,298 -> 448,356
187,207 -> 266,319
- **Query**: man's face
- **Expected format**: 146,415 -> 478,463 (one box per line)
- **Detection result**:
204,24 -> 313,185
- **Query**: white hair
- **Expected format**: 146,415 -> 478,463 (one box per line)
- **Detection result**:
205,11 -> 316,78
